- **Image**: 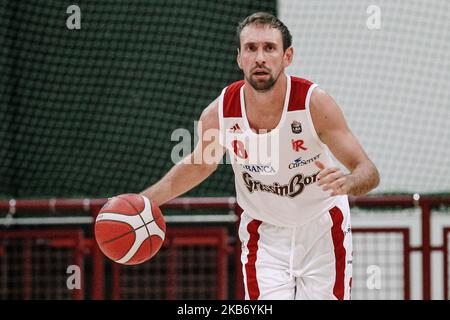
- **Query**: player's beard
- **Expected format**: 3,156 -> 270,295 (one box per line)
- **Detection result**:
246,68 -> 280,92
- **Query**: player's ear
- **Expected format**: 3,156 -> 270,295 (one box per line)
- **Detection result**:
236,48 -> 243,70
283,46 -> 294,68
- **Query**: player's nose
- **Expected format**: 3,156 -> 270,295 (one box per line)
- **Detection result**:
255,48 -> 266,64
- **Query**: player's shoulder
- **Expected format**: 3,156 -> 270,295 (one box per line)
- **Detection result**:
290,75 -> 314,87
289,75 -> 328,105
201,79 -> 243,120
308,84 -> 346,135
289,76 -> 316,99
219,79 -> 245,119
224,79 -> 245,92
199,97 -> 220,130
287,76 -> 317,111
201,79 -> 246,127
309,85 -> 332,108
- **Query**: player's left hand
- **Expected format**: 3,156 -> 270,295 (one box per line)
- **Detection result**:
315,161 -> 351,196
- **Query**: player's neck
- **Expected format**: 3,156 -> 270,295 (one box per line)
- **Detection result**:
244,72 -> 287,116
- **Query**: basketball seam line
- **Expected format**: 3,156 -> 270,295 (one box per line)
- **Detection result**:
98,218 -> 155,246
119,195 -> 154,257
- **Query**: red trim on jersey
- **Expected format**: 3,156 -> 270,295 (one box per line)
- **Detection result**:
288,77 -> 314,111
235,204 -> 245,300
329,206 -> 346,300
349,277 -> 352,299
223,80 -> 245,118
245,219 -> 262,300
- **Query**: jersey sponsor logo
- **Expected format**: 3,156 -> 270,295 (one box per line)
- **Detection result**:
288,153 -> 321,169
291,120 -> 302,134
240,164 -> 276,174
291,139 -> 307,152
242,171 -> 319,198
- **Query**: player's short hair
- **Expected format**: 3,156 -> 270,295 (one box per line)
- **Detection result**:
236,12 -> 292,52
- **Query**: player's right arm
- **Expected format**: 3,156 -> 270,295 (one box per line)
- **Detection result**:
140,98 -> 225,206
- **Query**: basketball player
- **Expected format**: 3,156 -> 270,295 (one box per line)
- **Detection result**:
141,12 -> 380,300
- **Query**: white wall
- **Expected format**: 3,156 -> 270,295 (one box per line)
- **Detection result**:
279,0 -> 450,194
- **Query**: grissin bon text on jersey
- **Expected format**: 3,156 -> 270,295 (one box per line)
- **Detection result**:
242,171 -> 320,198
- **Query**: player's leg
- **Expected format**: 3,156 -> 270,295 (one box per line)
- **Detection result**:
294,204 -> 353,300
239,211 -> 296,300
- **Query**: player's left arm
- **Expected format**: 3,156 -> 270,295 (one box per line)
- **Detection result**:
310,87 -> 380,196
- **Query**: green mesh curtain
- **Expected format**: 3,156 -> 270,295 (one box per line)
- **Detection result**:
0,1 -> 276,198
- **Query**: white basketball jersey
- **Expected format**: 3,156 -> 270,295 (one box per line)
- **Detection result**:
218,75 -> 349,227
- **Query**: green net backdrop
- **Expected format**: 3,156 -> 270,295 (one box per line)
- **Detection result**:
0,0 -> 276,198
1,1 -> 449,199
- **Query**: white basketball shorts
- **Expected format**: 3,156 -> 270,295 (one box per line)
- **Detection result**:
238,204 -> 353,300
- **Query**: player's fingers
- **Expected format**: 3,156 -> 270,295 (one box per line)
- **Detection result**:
315,160 -> 326,170
322,176 -> 346,192
317,168 -> 341,185
316,167 -> 337,181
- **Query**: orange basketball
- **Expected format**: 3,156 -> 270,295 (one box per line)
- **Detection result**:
94,194 -> 166,265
